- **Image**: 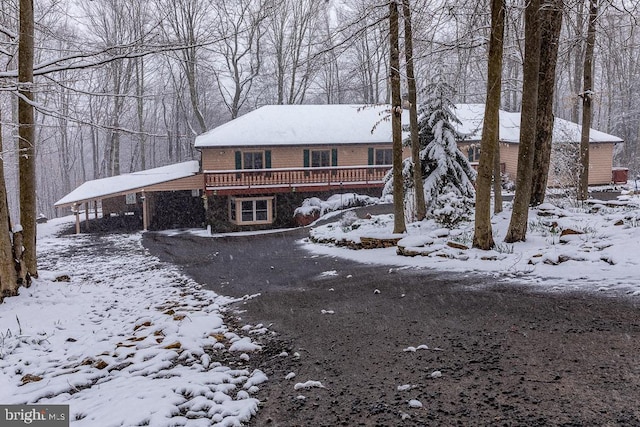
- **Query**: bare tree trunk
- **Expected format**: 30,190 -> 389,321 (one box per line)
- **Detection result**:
390,0 -> 405,234
0,113 -> 19,301
531,0 -> 563,206
579,0 -> 597,201
89,100 -> 100,179
505,0 -> 541,243
136,57 -> 146,170
18,0 -> 37,277
402,0 -> 425,221
473,0 -> 504,250
570,1 -> 585,124
493,144 -> 503,214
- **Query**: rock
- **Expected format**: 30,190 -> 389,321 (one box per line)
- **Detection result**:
397,246 -> 424,257
360,236 -> 402,249
293,210 -> 320,227
447,241 -> 469,250
54,275 -> 71,282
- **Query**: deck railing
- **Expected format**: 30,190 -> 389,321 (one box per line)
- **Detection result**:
204,165 -> 390,192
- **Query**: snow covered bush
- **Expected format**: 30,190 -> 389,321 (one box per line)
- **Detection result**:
293,193 -> 379,218
293,197 -> 323,218
340,211 -> 359,232
432,188 -> 474,228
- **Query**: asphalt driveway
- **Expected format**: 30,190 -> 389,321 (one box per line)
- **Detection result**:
143,227 -> 640,426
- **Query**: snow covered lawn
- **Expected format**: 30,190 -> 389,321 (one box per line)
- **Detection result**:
0,218 -> 267,427
308,196 -> 640,295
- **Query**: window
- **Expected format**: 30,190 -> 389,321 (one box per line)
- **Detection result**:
229,197 -> 274,225
243,152 -> 264,169
375,149 -> 393,165
467,146 -> 480,162
125,193 -> 137,205
311,150 -> 330,168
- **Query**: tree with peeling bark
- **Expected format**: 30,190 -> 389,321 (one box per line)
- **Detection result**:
473,0 -> 505,250
578,0 -> 598,201
389,0 -> 406,234
402,0 -> 426,221
530,0 -> 564,206
505,0 -> 541,243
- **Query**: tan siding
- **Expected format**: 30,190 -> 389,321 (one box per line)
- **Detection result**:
202,149 -> 236,170
201,144 -> 410,170
500,143 -> 519,181
271,146 -> 303,168
588,143 -> 613,185
145,174 -> 204,192
497,142 -> 614,186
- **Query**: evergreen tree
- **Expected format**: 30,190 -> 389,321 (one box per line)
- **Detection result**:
383,74 -> 476,226
417,76 -> 476,224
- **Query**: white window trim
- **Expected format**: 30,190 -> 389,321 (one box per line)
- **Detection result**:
229,196 -> 274,225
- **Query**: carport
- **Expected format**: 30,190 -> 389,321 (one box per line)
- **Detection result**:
54,161 -> 204,234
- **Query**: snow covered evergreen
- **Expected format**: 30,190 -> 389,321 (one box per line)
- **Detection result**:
384,74 -> 476,225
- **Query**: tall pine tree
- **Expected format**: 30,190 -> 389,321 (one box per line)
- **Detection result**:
417,76 -> 476,217
383,74 -> 476,224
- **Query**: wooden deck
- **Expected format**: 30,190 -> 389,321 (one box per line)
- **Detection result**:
204,165 -> 390,195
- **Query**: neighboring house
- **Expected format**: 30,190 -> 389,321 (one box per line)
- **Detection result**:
454,104 -> 623,186
55,103 -> 623,233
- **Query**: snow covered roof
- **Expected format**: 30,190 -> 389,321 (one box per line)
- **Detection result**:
54,161 -> 200,207
194,104 -> 404,148
454,103 -> 623,144
195,103 -> 622,149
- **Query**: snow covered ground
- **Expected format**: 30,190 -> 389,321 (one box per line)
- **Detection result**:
2,189 -> 639,426
0,217 -> 269,427
307,193 -> 640,296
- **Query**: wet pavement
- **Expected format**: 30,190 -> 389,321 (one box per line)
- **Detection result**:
143,226 -> 640,426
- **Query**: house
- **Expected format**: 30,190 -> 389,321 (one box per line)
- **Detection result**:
195,104 -> 410,231
54,105 -> 409,233
453,104 -> 623,186
55,103 -> 623,233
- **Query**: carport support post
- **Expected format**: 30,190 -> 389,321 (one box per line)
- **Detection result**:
85,202 -> 90,232
73,203 -> 80,234
141,190 -> 148,231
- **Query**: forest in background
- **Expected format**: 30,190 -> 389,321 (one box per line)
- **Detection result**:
0,0 -> 638,220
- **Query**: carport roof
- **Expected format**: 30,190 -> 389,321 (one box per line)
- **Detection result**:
54,161 -> 200,208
